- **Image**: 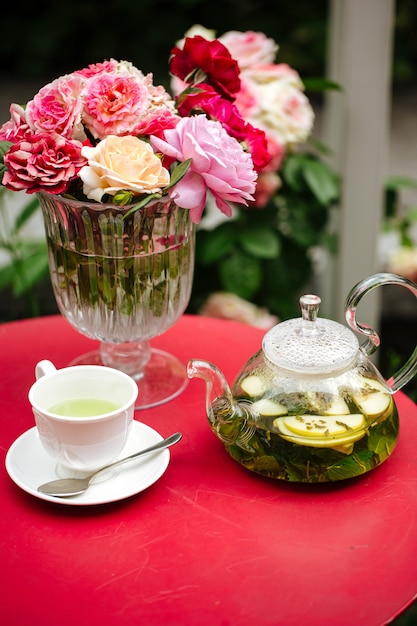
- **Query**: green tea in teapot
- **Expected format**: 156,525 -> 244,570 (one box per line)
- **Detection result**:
218,370 -> 399,483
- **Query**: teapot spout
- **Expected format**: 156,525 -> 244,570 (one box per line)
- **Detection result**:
187,359 -> 234,412
187,359 -> 257,448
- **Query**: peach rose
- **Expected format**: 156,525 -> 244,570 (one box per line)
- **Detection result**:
79,135 -> 170,202
199,291 -> 279,330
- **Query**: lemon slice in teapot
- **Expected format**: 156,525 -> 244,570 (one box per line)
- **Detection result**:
274,413 -> 366,450
252,398 -> 288,416
352,378 -> 392,418
240,374 -> 267,397
308,393 -> 350,416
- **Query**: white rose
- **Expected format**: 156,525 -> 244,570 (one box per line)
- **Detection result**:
175,25 -> 217,49
219,31 -> 278,68
245,81 -> 314,147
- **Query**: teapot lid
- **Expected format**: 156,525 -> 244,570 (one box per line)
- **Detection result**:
262,295 -> 359,375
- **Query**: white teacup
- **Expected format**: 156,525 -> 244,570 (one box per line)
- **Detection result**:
29,360 -> 138,473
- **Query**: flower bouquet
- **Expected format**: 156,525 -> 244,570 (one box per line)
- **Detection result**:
0,25 -> 339,403
0,31 -> 270,406
0,45 -> 264,209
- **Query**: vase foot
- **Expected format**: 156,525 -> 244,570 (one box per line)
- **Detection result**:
69,348 -> 188,409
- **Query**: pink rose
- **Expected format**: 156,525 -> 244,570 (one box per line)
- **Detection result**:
0,104 -> 30,142
176,83 -> 270,172
151,115 -> 256,223
73,59 -> 119,78
2,131 -> 86,194
146,82 -> 177,108
79,135 -> 170,202
26,74 -> 85,141
219,31 -> 278,69
82,70 -> 175,140
82,72 -> 151,139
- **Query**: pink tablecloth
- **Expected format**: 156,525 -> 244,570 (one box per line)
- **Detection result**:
1,314 -> 417,625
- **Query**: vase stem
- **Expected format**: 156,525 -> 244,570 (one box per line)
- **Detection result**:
100,341 -> 151,380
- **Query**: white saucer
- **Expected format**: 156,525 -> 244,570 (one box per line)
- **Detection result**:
5,421 -> 170,506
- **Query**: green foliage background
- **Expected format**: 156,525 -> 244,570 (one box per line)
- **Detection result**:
1,0 -> 329,85
2,0 -> 416,88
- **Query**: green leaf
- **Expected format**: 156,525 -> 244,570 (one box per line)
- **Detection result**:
281,154 -> 304,191
385,175 -> 417,191
0,263 -> 14,290
197,222 -> 237,265
303,78 -> 342,92
239,226 -> 280,259
301,158 -> 339,206
11,243 -> 49,295
0,141 -> 12,182
277,194 -> 329,248
326,451 -> 374,481
263,239 -> 312,317
307,135 -> 333,157
123,193 -> 162,218
219,249 -> 262,300
406,206 -> 417,220
367,421 -> 397,457
0,141 -> 12,156
13,197 -> 41,233
168,158 -> 191,188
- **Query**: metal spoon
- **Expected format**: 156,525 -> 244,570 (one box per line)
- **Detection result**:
37,432 -> 182,498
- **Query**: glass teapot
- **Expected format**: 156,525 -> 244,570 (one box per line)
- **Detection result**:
188,273 -> 417,483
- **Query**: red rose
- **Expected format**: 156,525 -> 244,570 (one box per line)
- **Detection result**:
176,83 -> 220,116
3,131 -> 86,194
170,36 -> 241,100
240,123 -> 271,172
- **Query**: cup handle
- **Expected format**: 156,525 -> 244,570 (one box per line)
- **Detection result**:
35,360 -> 57,380
345,272 -> 417,391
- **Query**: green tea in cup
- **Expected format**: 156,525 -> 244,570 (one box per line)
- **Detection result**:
48,398 -> 121,417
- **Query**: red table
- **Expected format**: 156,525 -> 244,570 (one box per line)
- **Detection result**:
1,314 -> 417,625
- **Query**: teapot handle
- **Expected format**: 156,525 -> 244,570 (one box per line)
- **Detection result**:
345,272 -> 417,391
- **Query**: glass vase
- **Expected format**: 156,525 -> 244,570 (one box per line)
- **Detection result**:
37,192 -> 195,409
